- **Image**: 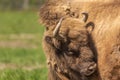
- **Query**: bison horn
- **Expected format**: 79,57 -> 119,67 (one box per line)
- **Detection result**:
82,12 -> 88,22
53,17 -> 64,37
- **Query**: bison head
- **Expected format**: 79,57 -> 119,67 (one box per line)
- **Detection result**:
43,13 -> 96,80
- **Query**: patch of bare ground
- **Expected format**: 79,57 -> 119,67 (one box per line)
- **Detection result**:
0,63 -> 47,71
71,0 -> 113,2
0,41 -> 37,49
0,34 -> 40,39
0,34 -> 41,49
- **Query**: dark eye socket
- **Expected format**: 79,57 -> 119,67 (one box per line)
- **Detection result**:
66,50 -> 79,57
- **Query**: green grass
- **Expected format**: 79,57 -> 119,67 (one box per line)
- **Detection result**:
0,68 -> 47,80
0,48 -> 46,66
0,11 -> 47,80
0,11 -> 44,34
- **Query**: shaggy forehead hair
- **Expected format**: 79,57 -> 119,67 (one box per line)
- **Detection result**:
40,0 -> 73,27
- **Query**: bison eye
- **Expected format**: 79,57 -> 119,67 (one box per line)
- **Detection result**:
66,50 -> 79,57
45,36 -> 52,44
66,51 -> 74,56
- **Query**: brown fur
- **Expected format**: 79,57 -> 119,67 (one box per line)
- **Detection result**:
87,2 -> 120,80
70,0 -> 120,80
40,0 -> 120,80
40,0 -> 98,80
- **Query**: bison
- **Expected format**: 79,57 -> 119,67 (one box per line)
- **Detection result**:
40,0 -> 120,80
42,14 -> 97,80
40,0 -> 97,80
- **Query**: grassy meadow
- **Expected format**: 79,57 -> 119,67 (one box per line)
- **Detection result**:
0,11 -> 47,80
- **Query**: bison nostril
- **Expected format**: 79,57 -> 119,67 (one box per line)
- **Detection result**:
85,63 -> 97,76
88,63 -> 97,70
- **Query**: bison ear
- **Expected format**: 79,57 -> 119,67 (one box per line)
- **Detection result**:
85,22 -> 95,34
81,12 -> 88,23
45,36 -> 52,44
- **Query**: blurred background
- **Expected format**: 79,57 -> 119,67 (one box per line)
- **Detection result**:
0,0 -> 47,80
